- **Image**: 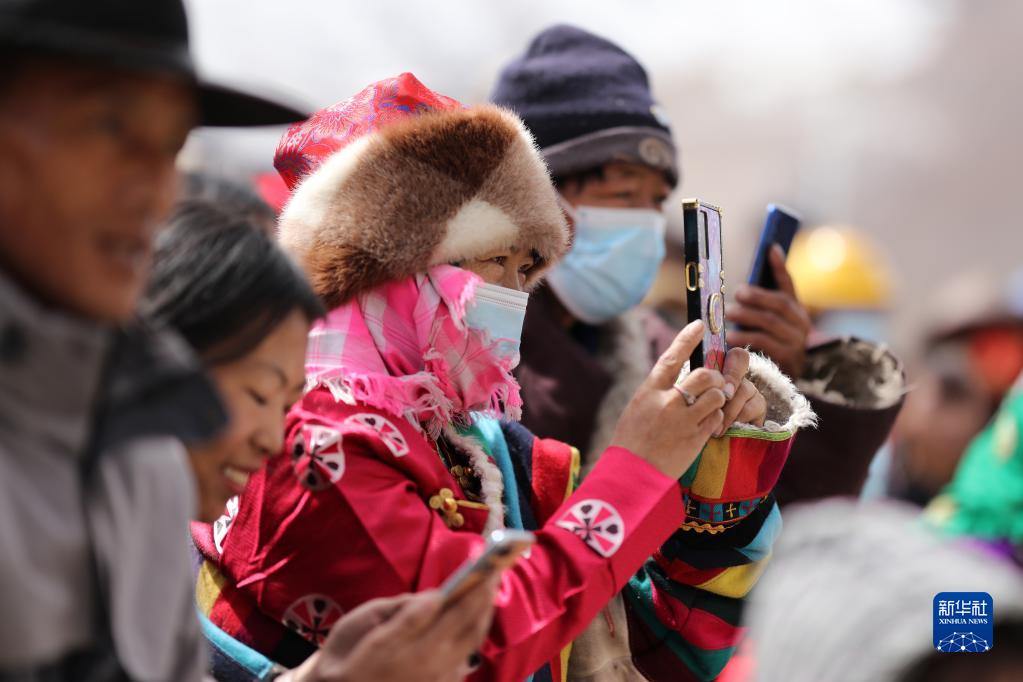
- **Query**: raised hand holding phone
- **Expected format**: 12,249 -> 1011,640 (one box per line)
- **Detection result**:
746,204 -> 801,291
678,198 -> 767,436
727,205 -> 812,379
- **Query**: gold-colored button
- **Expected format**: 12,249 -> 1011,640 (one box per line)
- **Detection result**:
451,513 -> 465,528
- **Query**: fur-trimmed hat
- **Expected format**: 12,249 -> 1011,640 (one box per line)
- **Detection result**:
275,73 -> 570,308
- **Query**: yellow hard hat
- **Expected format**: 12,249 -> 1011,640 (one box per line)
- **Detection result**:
787,226 -> 892,311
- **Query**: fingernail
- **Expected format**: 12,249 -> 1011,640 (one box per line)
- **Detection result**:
724,382 -> 736,400
772,243 -> 785,258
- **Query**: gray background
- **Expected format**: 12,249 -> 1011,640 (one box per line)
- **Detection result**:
181,0 -> 1023,353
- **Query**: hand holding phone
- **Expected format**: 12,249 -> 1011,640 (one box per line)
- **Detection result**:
300,584 -> 499,682
441,529 -> 535,606
747,204 -> 801,290
727,204 -> 811,378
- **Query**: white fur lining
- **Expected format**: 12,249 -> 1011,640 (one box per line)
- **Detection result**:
279,105 -> 564,283
727,352 -> 818,434
584,309 -> 652,475
441,426 -> 506,534
278,134 -> 374,255
434,198 -> 520,264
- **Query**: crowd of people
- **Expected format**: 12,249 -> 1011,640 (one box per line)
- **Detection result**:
1,1 -> 1021,681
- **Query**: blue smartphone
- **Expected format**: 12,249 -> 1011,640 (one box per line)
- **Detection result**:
747,204 -> 801,290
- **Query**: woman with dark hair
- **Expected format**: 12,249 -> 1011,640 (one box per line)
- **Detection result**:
178,172 -> 279,233
143,194 -> 325,521
144,188 -> 501,682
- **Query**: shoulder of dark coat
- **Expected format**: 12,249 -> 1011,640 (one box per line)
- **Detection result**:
96,318 -> 227,452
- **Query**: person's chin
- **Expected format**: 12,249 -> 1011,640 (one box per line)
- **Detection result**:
197,505 -> 219,524
199,492 -> 232,524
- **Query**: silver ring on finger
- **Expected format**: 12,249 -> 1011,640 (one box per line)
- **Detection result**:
673,384 -> 697,407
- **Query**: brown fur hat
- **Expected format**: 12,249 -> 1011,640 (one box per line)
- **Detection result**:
274,73 -> 569,309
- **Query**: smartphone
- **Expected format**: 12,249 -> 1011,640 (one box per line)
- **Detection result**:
440,529 -> 535,605
747,204 -> 801,290
683,199 -> 727,371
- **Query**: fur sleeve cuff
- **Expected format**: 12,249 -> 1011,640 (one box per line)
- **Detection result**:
798,337 -> 905,411
735,352 -> 817,435
679,353 -> 817,437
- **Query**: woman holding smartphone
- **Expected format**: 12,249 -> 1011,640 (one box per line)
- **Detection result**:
195,75 -> 813,682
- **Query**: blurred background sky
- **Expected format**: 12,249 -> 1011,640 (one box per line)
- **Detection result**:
181,0 -> 1022,352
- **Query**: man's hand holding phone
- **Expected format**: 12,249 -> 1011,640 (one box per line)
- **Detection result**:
727,244 -> 812,379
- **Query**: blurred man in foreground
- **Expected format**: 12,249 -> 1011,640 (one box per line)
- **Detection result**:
0,1 -> 495,679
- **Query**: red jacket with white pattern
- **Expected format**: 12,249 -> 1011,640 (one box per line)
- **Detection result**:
202,387 -> 684,682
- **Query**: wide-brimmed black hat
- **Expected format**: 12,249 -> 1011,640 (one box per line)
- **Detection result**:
0,0 -> 308,127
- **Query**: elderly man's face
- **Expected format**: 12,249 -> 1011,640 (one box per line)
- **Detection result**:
0,57 -> 196,321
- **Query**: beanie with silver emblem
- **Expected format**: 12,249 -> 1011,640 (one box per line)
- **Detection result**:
491,24 -> 679,187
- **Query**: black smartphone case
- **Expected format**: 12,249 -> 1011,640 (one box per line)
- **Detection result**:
683,199 -> 727,370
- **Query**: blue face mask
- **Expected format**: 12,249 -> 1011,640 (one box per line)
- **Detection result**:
546,205 -> 667,325
464,282 -> 530,368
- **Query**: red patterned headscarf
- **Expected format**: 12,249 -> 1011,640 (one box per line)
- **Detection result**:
274,72 -> 463,191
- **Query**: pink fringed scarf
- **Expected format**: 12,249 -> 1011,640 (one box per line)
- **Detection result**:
305,265 -> 523,438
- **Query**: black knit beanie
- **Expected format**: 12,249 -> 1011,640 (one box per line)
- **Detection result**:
491,24 -> 679,187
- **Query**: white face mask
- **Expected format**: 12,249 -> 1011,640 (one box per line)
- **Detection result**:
546,205 -> 667,325
464,282 -> 530,368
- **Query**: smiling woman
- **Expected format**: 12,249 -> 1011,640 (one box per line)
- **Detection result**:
141,177 -> 326,521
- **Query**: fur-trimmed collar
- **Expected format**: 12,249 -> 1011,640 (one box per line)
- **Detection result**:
278,105 -> 569,308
